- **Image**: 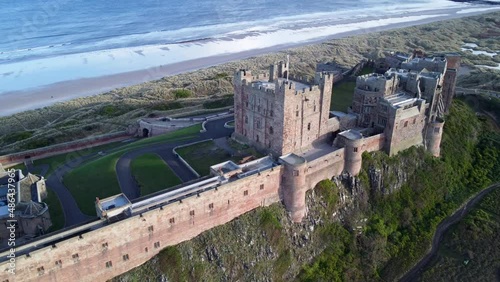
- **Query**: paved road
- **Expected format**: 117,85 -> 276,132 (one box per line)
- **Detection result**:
27,115 -> 233,227
399,182 -> 500,282
116,116 -> 234,200
29,156 -> 97,227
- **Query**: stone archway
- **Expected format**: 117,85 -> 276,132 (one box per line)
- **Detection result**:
142,128 -> 150,138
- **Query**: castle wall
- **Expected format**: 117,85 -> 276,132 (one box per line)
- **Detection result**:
385,106 -> 427,156
425,121 -> 445,157
305,148 -> 345,190
0,166 -> 283,282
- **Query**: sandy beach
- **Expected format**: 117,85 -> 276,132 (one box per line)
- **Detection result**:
1,7 -> 499,117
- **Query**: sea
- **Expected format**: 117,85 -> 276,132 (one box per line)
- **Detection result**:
0,0 -> 499,93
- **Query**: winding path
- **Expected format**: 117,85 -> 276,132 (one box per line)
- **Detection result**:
116,116 -> 234,200
399,182 -> 500,282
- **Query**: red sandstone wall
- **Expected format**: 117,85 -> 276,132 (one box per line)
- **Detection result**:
0,166 -> 282,282
363,134 -> 385,152
305,148 -> 345,190
0,132 -> 131,167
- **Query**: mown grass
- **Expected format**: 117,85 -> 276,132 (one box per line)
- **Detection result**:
32,141 -> 129,177
64,124 -> 202,215
131,153 -> 182,196
45,188 -> 65,232
176,140 -> 234,176
330,81 -> 356,112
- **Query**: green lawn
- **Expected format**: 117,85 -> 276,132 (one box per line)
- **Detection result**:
32,141 -> 132,177
358,65 -> 375,76
331,81 -> 356,112
176,140 -> 234,176
45,188 -> 65,233
131,153 -> 182,196
64,124 -> 202,216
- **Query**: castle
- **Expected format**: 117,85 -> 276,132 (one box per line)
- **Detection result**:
0,167 -> 51,248
0,52 -> 459,282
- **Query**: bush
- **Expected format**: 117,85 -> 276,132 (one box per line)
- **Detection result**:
172,89 -> 192,99
203,95 -> 233,109
158,247 -> 187,281
2,131 -> 33,144
151,101 -> 183,111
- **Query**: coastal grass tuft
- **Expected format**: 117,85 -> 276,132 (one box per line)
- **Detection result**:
130,153 -> 182,196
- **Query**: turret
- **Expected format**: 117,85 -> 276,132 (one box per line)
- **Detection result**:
425,119 -> 444,157
280,154 -> 307,222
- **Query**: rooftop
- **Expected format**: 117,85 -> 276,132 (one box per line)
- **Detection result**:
98,194 -> 131,211
279,153 -> 306,165
338,129 -> 363,141
384,92 -> 417,108
252,78 -> 311,92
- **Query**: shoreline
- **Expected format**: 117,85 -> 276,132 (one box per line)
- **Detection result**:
1,8 -> 500,117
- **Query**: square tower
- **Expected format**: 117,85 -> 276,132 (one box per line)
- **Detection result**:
232,62 -> 334,156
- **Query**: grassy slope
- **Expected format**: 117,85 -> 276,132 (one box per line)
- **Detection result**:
45,188 -> 65,232
130,153 -> 182,196
32,141 -> 128,177
421,188 -> 500,282
176,140 -> 233,176
64,124 -> 201,215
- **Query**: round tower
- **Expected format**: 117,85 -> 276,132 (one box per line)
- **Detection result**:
280,154 -> 307,223
344,138 -> 363,176
426,119 -> 445,157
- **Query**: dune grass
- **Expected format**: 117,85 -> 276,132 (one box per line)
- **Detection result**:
131,153 -> 182,196
64,124 -> 202,215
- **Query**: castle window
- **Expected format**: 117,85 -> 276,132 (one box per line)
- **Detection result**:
245,116 -> 248,124
209,203 -> 214,209
123,254 -> 129,261
244,190 -> 249,196
245,102 -> 248,108
37,266 -> 45,276
102,242 -> 108,249
154,242 -> 161,249
404,121 -> 408,127
413,118 -> 416,124
293,170 -> 299,177
434,127 -> 440,133
256,120 -> 261,129
270,110 -> 274,117
296,111 -> 299,117
72,253 -> 79,263
307,123 -> 311,130
269,126 -> 274,134
314,104 -> 317,112
169,217 -> 175,224
189,210 -> 195,216
148,225 -> 154,232
260,184 -> 264,190
256,135 -> 259,142
145,247 -> 149,253
258,105 -> 261,112
353,147 -> 358,152
106,261 -> 112,268
55,260 -> 62,268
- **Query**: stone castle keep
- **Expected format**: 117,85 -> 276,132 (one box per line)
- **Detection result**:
0,51 -> 459,281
